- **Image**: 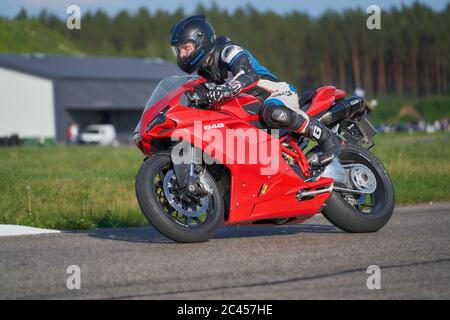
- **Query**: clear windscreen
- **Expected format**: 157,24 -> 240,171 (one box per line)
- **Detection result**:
133,75 -> 199,136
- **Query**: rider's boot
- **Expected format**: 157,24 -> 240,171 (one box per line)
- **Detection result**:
299,117 -> 342,165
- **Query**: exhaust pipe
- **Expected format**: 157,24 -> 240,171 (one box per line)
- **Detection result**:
319,96 -> 365,125
296,183 -> 334,201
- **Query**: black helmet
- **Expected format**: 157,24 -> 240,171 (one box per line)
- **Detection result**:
170,15 -> 216,74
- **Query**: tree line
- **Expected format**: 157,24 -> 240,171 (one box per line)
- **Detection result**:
13,2 -> 450,96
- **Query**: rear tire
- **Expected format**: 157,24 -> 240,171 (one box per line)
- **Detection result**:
135,153 -> 223,243
322,143 -> 395,233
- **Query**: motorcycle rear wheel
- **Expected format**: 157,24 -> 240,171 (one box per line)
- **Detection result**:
322,143 -> 395,233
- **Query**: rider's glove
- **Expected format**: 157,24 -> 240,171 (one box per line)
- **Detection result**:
206,84 -> 226,102
206,81 -> 242,103
187,84 -> 210,108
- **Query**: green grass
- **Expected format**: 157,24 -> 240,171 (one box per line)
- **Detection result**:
371,132 -> 450,204
0,145 -> 146,230
0,133 -> 449,230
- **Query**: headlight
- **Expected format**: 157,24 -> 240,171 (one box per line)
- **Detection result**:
146,107 -> 170,132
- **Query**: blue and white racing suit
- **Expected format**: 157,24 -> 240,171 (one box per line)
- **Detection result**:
198,36 -> 310,133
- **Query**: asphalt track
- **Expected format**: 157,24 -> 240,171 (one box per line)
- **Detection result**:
1,202 -> 449,299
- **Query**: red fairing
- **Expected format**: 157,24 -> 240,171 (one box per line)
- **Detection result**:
137,78 -> 337,225
335,89 -> 346,100
304,87 -> 347,117
306,86 -> 336,117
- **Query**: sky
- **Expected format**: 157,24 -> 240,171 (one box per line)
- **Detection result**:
1,0 -> 448,18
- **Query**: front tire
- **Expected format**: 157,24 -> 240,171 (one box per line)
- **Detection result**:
135,153 -> 223,243
322,143 -> 395,233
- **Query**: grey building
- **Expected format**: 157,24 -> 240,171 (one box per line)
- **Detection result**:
0,53 -> 182,143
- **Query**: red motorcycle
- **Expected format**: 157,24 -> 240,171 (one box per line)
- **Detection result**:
133,76 -> 394,243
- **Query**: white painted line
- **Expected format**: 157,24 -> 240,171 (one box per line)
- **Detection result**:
0,225 -> 61,237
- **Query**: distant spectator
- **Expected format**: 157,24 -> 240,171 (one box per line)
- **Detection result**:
434,120 -> 442,131
418,120 -> 426,132
67,122 -> 79,144
354,87 -> 365,99
442,118 -> 449,131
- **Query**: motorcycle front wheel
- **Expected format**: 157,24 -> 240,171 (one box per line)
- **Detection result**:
322,143 -> 395,233
135,153 -> 223,243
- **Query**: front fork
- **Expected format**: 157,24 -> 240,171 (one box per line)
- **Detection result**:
171,143 -> 210,196
171,143 -> 196,188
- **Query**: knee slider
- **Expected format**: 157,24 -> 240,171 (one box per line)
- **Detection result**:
260,104 -> 306,130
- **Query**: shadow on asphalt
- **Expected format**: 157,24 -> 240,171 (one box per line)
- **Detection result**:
80,223 -> 341,244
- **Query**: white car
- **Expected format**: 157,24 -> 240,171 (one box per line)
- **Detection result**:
80,124 -> 118,146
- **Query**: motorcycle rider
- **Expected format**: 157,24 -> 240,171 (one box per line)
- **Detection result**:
170,15 -> 341,165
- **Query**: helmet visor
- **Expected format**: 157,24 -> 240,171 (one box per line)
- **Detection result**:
171,41 -> 196,61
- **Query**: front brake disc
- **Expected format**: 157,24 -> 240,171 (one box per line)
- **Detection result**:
162,170 -> 209,218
